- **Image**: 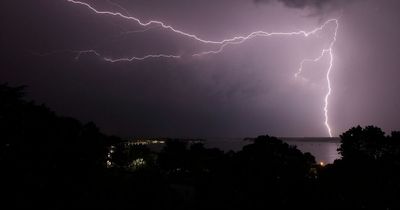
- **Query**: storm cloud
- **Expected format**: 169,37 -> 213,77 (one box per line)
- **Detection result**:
2,0 -> 400,138
254,0 -> 359,10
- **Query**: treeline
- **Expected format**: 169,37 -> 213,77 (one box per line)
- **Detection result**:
1,84 -> 400,209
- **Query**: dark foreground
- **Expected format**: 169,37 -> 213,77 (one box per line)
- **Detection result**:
2,84 -> 400,209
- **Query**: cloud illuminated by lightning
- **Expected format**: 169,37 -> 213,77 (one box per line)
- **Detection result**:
59,0 -> 339,136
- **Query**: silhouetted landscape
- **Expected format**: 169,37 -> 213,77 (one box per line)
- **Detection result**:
2,83 -> 400,209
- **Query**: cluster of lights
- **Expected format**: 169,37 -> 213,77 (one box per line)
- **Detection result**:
129,158 -> 146,170
128,139 -> 166,146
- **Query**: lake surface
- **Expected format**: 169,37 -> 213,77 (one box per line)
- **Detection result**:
204,137 -> 341,164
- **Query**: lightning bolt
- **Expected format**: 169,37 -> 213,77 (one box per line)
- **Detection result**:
52,0 -> 339,136
74,50 -> 181,62
295,20 -> 338,137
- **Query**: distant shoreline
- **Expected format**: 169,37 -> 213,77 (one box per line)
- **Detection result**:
125,137 -> 341,143
280,137 -> 340,143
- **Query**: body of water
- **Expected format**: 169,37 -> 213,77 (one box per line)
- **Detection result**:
204,137 -> 341,164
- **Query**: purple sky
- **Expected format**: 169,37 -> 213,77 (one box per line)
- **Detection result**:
1,0 -> 400,138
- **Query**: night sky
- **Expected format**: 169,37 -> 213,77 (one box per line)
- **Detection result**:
1,0 -> 400,138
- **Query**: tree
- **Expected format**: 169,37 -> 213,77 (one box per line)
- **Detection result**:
0,84 -> 115,207
237,135 -> 315,179
338,125 -> 386,161
157,139 -> 188,172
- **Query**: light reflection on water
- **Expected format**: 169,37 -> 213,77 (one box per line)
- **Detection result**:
287,141 -> 341,164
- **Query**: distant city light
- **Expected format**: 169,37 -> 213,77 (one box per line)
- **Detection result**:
130,158 -> 146,169
106,160 -> 112,168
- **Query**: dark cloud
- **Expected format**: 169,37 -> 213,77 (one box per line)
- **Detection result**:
254,0 -> 358,10
2,0 -> 400,137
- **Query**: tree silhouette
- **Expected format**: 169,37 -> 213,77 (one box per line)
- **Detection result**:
158,139 -> 188,173
339,125 -> 390,162
318,125 -> 400,210
0,84 -> 116,208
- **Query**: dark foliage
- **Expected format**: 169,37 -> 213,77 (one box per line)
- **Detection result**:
318,125 -> 400,210
0,84 -> 170,208
2,84 -> 400,209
